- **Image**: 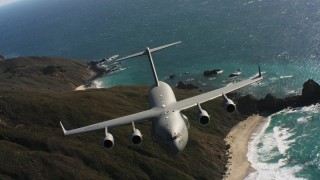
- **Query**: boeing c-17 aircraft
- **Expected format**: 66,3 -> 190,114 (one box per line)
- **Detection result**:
60,42 -> 263,155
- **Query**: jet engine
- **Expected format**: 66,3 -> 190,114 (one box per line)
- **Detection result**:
197,103 -> 210,126
103,133 -> 114,149
198,109 -> 210,126
131,129 -> 143,145
223,94 -> 236,114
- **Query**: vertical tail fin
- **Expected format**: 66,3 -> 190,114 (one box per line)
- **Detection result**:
146,47 -> 160,86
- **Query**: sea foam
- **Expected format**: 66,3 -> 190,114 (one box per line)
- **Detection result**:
93,79 -> 103,88
297,116 -> 312,124
246,114 -> 305,180
280,75 -> 293,79
273,126 -> 295,155
247,105 -> 320,179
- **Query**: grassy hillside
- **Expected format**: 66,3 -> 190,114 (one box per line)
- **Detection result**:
0,87 -> 247,179
0,57 -> 247,179
0,56 -> 91,92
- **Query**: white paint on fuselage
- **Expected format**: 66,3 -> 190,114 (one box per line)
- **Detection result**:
148,81 -> 188,155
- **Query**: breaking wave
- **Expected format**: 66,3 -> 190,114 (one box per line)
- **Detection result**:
246,104 -> 320,179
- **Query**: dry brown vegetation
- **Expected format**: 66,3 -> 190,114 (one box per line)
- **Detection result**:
0,57 -> 247,179
0,56 -> 91,92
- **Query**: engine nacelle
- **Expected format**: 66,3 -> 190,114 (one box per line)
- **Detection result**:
103,133 -> 114,149
198,109 -> 210,126
131,129 -> 143,145
224,98 -> 236,114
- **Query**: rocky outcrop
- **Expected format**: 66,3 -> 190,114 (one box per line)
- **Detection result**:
169,74 -> 175,79
236,94 -> 258,114
177,81 -> 199,90
237,79 -> 320,115
203,69 -> 222,77
258,94 -> 288,113
228,73 -> 239,78
301,79 -> 320,104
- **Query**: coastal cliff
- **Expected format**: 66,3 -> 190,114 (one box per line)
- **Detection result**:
237,79 -> 320,115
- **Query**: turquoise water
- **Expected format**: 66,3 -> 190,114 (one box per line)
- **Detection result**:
247,105 -> 320,179
1,0 -> 320,97
1,0 -> 320,178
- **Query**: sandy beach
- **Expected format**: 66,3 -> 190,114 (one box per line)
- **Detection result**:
224,115 -> 265,180
75,85 -> 87,91
74,80 -> 103,91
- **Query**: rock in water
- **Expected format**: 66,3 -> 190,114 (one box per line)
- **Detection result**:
203,69 -> 223,77
177,81 -> 199,90
301,79 -> 320,101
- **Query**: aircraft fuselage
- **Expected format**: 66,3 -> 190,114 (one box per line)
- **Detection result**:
148,81 -> 188,155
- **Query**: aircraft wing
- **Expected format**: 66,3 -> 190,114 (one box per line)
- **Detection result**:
60,108 -> 162,135
167,76 -> 262,111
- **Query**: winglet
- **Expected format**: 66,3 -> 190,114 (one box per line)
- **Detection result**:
60,121 -> 67,135
258,65 -> 262,77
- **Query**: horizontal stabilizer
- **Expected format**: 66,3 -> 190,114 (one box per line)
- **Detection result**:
116,51 -> 146,62
117,41 -> 181,62
149,41 -> 181,53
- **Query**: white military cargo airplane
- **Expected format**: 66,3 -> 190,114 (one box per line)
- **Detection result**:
60,42 -> 263,155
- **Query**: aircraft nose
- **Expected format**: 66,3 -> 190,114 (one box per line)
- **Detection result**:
168,137 -> 185,155
164,128 -> 187,155
168,142 -> 181,155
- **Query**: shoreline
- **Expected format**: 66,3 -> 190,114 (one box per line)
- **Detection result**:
74,79 -> 103,91
74,68 -> 103,91
224,115 -> 266,180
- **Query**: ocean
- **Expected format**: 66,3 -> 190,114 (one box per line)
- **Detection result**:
246,105 -> 320,179
1,0 -> 320,178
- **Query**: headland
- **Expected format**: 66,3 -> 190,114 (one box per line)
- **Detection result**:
0,56 -> 319,179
